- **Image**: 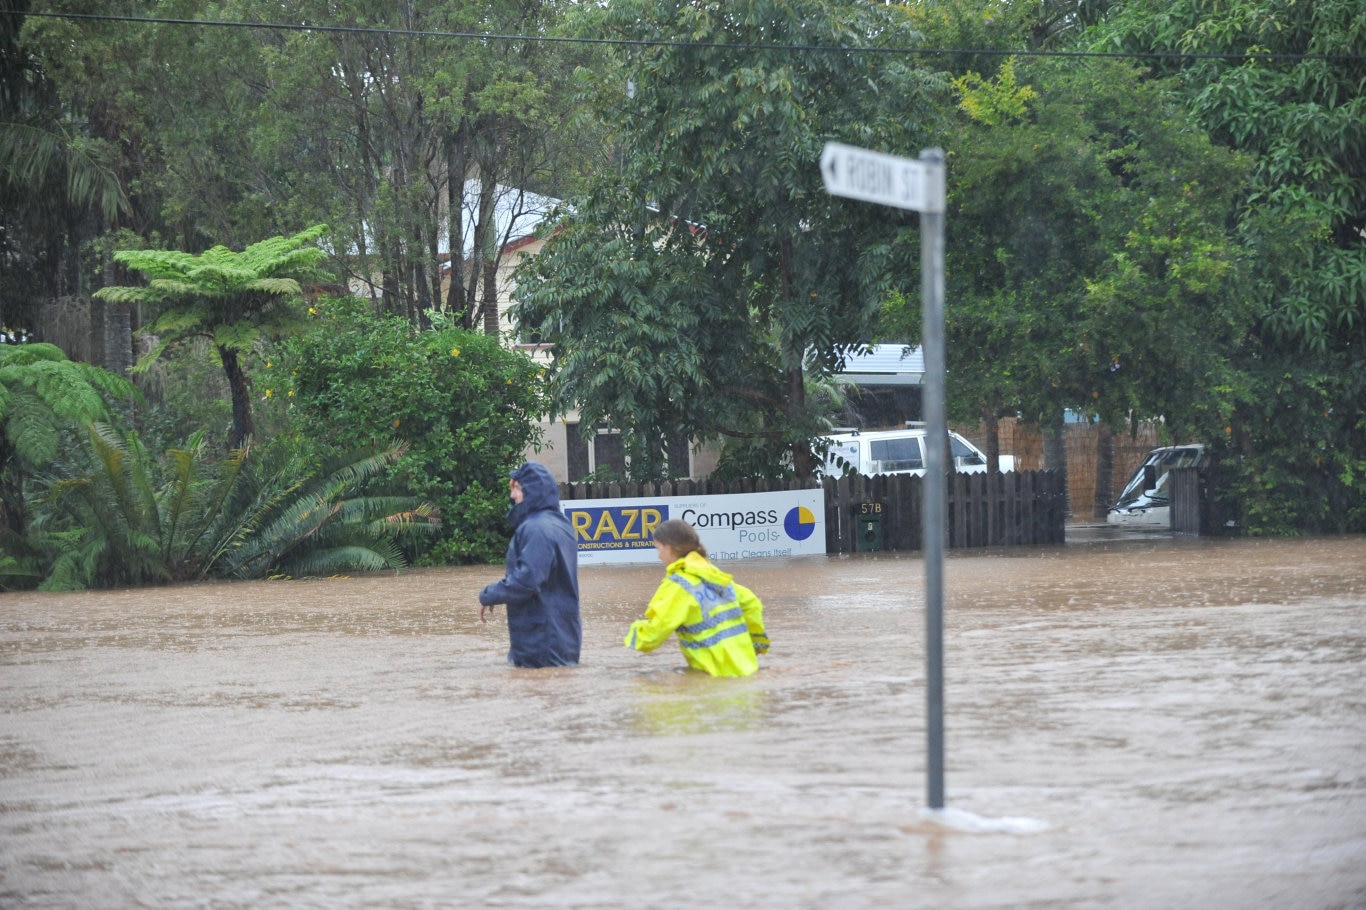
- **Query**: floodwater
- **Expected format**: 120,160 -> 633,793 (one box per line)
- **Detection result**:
2,533 -> 1364,909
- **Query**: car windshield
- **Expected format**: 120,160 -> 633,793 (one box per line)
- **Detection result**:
951,436 -> 986,467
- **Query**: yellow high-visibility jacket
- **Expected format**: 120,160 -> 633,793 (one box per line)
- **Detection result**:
624,551 -> 770,677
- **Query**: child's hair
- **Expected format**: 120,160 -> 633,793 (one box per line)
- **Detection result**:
653,518 -> 707,558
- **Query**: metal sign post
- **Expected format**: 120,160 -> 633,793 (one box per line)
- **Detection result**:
822,142 -> 948,810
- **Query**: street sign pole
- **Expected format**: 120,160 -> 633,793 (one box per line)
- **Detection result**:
822,142 -> 948,810
918,148 -> 947,810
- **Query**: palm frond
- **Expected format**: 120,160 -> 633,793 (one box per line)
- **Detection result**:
275,542 -> 406,579
91,285 -> 152,305
29,425 -> 423,588
0,121 -> 130,221
212,322 -> 262,352
87,423 -> 159,539
157,431 -> 209,566
208,444 -> 427,580
173,443 -> 251,577
29,360 -> 116,421
38,531 -> 107,592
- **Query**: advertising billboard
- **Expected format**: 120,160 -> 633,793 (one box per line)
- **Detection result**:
564,489 -> 826,565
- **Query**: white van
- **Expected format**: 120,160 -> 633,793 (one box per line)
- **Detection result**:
1107,444 -> 1207,528
820,425 -> 1014,477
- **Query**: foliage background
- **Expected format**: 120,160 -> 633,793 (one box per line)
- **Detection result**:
263,298 -> 549,564
2,0 -> 1364,545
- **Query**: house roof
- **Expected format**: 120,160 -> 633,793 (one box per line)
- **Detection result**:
834,344 -> 924,386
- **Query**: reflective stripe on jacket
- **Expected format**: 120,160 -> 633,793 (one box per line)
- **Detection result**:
624,551 -> 767,677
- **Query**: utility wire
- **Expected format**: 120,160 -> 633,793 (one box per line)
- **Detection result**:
6,9 -> 1365,64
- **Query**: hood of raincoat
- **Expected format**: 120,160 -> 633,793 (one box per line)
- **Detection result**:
672,550 -> 733,586
507,462 -> 561,529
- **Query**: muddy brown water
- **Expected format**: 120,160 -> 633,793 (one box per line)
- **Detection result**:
2,532 -> 1364,909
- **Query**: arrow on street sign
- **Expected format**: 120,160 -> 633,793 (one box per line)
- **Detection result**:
820,142 -> 944,214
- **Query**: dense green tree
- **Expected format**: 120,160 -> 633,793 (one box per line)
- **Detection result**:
883,56 -> 1254,441
93,224 -> 328,449
1091,0 -> 1366,532
515,0 -> 945,480
15,1 -> 257,238
233,0 -> 594,326
14,0 -> 594,371
268,298 -> 547,564
1,0 -> 133,349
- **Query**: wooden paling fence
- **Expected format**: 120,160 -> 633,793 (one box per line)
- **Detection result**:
559,470 -> 1067,554
822,471 -> 1067,553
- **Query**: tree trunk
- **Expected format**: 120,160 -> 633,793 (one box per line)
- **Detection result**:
1094,422 -> 1114,520
981,409 -> 1001,473
220,346 -> 254,450
109,305 -> 133,377
382,238 -> 402,317
101,258 -> 134,377
1042,410 -> 1070,518
481,257 -> 500,336
787,364 -> 815,479
445,127 -> 472,327
470,168 -> 499,333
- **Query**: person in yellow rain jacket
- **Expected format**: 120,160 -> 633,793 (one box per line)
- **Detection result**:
624,519 -> 770,677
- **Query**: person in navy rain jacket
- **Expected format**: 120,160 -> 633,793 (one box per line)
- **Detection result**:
478,462 -> 582,667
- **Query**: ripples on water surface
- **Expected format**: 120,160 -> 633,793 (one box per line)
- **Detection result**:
2,534 -> 1364,908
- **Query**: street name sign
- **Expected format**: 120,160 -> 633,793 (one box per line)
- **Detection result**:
820,142 -> 944,214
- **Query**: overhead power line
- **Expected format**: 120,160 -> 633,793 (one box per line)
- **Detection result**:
6,9 -> 1365,64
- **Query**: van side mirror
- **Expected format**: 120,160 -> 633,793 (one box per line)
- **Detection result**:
1143,464 -> 1158,492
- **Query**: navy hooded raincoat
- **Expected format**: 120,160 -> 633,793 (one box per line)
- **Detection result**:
478,463 -> 582,667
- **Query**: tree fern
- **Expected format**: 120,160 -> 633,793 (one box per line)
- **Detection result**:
0,343 -> 137,555
0,343 -> 137,462
93,225 -> 329,449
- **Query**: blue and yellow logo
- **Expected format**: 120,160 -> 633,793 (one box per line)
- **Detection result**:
566,505 -> 666,551
783,505 -> 817,541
